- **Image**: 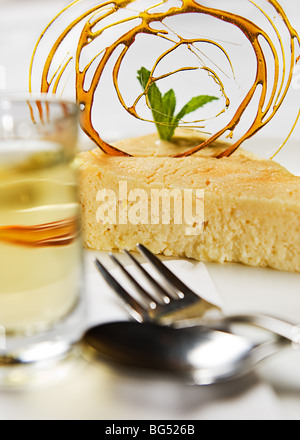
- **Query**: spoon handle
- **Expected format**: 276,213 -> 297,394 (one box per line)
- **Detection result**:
219,314 -> 299,345
179,313 -> 299,345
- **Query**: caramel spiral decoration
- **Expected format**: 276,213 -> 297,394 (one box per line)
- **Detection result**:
29,0 -> 300,158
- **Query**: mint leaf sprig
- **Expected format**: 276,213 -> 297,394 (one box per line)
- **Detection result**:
137,67 -> 218,142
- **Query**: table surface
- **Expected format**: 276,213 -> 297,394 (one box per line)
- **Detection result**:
0,0 -> 300,420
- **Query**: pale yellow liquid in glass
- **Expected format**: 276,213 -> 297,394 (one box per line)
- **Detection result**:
0,142 -> 82,335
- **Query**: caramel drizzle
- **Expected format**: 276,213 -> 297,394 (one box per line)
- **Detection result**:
29,0 -> 300,158
0,217 -> 78,248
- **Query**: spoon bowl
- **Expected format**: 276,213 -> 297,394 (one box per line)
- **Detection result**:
82,321 -> 286,385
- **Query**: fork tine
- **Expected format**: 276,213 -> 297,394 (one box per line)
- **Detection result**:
108,252 -> 157,308
137,244 -> 199,300
94,258 -> 147,323
124,250 -> 174,303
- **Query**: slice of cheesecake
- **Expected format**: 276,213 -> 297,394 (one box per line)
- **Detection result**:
77,133 -> 300,272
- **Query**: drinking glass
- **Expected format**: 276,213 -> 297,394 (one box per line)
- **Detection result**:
0,96 -> 84,386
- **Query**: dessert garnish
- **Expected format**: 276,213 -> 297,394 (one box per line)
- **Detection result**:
137,66 -> 218,142
29,0 -> 300,158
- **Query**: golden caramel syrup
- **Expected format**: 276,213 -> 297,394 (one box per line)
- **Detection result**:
29,0 -> 300,158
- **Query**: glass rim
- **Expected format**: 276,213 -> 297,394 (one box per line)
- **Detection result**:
0,93 -> 79,114
0,93 -> 79,143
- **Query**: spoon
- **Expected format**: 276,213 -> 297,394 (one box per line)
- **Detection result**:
82,321 -> 287,385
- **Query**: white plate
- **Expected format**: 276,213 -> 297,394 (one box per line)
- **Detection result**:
80,135 -> 300,420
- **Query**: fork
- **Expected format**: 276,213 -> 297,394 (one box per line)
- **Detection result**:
95,244 -> 299,344
95,244 -> 221,325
